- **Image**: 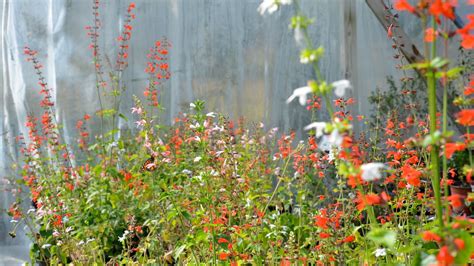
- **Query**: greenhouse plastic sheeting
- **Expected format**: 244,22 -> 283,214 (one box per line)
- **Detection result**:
0,0 -> 470,259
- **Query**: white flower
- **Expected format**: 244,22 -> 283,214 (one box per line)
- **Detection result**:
194,156 -> 202,162
182,169 -> 192,175
41,244 -> 52,249
286,86 -> 313,106
258,0 -> 291,15
190,122 -> 200,129
206,112 -> 216,118
294,26 -> 304,48
304,122 -> 326,138
66,226 -> 73,233
361,163 -> 386,182
374,248 -> 387,257
328,129 -> 343,147
189,103 -> 196,109
332,79 -> 352,97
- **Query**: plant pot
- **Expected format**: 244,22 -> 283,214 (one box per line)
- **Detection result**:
449,183 -> 472,216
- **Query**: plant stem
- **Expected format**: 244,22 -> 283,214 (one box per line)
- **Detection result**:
441,18 -> 450,223
426,16 -> 444,229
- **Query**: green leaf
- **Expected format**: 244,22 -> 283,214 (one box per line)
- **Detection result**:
367,228 -> 397,248
118,113 -> 128,122
174,244 -> 186,259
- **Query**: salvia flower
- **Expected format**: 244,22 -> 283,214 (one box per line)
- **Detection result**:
332,79 -> 352,97
257,0 -> 292,15
304,122 -> 326,138
360,163 -> 386,182
286,86 -> 313,106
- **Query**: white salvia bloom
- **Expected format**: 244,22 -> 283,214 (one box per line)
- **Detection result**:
332,79 -> 352,97
258,0 -> 291,15
375,248 -> 387,257
190,122 -> 200,129
294,26 -> 305,48
361,163 -> 386,181
304,122 -> 326,138
206,112 -> 216,118
328,129 -> 343,147
286,86 -> 313,106
182,169 -> 192,175
194,156 -> 202,162
189,102 -> 196,109
41,244 -> 52,249
258,0 -> 278,15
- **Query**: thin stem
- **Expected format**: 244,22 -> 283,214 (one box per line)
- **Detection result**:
426,16 -> 444,229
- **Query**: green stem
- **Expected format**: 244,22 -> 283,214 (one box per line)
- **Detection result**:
441,19 -> 450,223
426,17 -> 444,229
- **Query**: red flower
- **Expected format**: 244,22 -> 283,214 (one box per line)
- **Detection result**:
429,0 -> 456,20
314,213 -> 329,229
394,0 -> 416,13
444,142 -> 466,159
447,194 -> 463,209
437,246 -> 454,266
342,235 -> 355,243
319,232 -> 331,239
456,109 -> 474,126
356,192 -> 382,211
461,35 -> 474,49
218,238 -> 229,244
458,15 -> 474,49
422,231 -> 442,243
218,252 -> 229,260
454,238 -> 465,250
401,164 -> 422,187
424,28 -> 436,42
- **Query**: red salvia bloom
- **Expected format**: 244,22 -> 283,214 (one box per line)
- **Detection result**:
429,0 -> 456,21
424,28 -> 436,42
443,142 -> 466,159
456,109 -> 474,126
447,194 -> 463,209
422,231 -> 442,242
394,0 -> 417,14
401,164 -> 422,187
436,246 -> 454,266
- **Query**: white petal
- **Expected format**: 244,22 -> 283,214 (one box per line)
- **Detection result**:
294,27 -> 304,48
304,122 -> 326,138
328,129 -> 343,147
286,86 -> 312,106
361,163 -> 386,181
332,79 -> 352,97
